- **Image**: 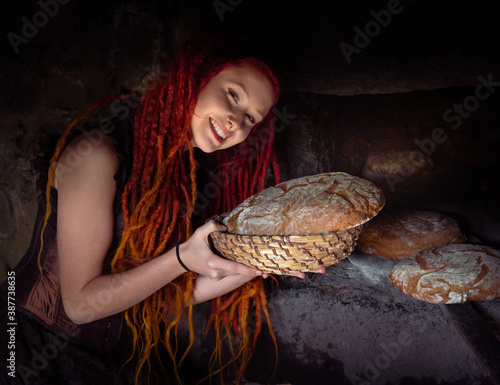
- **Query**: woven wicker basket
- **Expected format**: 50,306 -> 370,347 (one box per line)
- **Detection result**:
210,225 -> 363,275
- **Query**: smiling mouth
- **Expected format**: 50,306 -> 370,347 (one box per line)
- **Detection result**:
209,117 -> 229,143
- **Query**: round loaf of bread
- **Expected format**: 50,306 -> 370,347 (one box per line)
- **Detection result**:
363,150 -> 433,177
223,172 -> 385,235
357,210 -> 465,259
389,244 -> 500,304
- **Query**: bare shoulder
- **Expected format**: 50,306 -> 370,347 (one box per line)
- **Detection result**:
54,133 -> 119,190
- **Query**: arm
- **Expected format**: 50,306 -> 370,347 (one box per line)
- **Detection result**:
55,135 -> 262,324
55,135 -> 188,324
181,221 -> 323,304
176,222 -> 266,305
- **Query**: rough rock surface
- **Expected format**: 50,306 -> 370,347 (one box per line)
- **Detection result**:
1,1 -> 499,384
185,250 -> 499,385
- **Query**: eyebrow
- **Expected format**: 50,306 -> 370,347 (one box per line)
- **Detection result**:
231,81 -> 265,119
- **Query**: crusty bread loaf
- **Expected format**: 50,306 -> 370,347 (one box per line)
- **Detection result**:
224,172 -> 385,235
361,150 -> 433,179
357,210 -> 465,259
389,244 -> 500,304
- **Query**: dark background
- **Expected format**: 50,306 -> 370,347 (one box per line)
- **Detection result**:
1,1 -> 499,384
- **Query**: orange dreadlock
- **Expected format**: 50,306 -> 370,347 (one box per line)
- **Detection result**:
41,35 -> 281,385
113,36 -> 281,384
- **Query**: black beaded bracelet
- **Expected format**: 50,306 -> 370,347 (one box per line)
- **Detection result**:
176,243 -> 191,272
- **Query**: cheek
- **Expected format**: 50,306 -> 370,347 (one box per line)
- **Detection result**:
234,128 -> 252,145
196,89 -> 227,114
221,129 -> 249,150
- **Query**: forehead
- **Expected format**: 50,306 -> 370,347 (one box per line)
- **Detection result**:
212,64 -> 275,112
214,63 -> 267,80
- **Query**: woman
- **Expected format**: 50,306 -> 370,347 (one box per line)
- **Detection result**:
0,36 -> 317,385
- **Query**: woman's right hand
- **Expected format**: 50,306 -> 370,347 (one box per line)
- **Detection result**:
179,220 -> 263,281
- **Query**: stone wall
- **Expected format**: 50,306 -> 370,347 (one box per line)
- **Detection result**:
2,0 -> 500,267
1,1 -> 499,384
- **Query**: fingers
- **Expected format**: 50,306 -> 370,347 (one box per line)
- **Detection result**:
286,271 -> 306,279
209,257 -> 262,278
204,219 -> 227,233
280,268 -> 326,279
189,221 -> 328,282
200,221 -> 262,280
193,220 -> 227,241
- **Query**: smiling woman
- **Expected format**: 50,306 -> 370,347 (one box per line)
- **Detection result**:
0,34 -> 291,385
190,63 -> 276,152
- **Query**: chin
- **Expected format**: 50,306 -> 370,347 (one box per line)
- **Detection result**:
201,146 -> 218,154
193,139 -> 218,153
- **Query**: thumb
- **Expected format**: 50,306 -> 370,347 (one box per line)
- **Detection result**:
207,219 -> 227,232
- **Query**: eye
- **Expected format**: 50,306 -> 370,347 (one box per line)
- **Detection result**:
246,114 -> 256,124
229,89 -> 239,103
229,88 -> 255,125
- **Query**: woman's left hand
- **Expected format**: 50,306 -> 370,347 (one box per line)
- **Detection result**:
179,220 -> 263,281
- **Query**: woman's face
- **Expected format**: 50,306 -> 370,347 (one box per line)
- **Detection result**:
190,64 -> 275,153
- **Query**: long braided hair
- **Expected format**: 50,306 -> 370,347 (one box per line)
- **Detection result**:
109,37 -> 281,383
40,35 -> 281,384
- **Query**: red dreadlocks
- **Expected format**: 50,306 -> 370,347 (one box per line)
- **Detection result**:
42,36 -> 281,384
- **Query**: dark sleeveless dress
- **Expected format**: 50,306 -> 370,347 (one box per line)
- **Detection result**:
0,115 -> 142,385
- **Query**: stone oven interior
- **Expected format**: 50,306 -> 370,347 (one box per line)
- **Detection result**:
1,1 -> 499,384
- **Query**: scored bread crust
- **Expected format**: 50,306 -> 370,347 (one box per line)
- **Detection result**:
224,172 -> 385,235
389,244 -> 500,304
357,210 -> 465,259
363,150 -> 433,176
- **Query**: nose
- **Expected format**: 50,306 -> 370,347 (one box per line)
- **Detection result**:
227,113 -> 243,131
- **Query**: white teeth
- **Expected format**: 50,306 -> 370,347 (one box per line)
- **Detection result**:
209,117 -> 227,140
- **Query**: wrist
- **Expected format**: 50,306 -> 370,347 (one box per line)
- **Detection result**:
176,242 -> 191,272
